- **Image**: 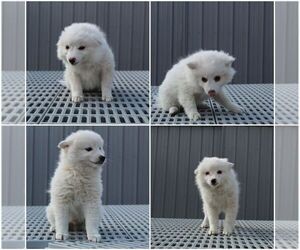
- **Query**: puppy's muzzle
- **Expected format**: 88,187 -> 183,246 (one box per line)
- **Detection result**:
208,90 -> 216,97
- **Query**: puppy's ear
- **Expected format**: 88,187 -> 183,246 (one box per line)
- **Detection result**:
58,140 -> 71,149
226,161 -> 234,169
194,167 -> 200,175
187,62 -> 198,70
224,55 -> 235,67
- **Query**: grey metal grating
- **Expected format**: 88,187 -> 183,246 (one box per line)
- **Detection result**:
26,205 -> 148,249
151,84 -> 274,124
26,71 -> 149,124
2,71 -> 25,124
2,206 -> 26,248
47,239 -> 149,249
275,221 -> 298,249
275,84 -> 298,124
151,218 -> 274,249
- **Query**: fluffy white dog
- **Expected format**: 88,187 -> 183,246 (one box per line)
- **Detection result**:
57,23 -> 115,103
194,157 -> 239,235
46,130 -> 106,242
158,50 -> 244,121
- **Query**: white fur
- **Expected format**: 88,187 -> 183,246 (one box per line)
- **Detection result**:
194,157 -> 239,235
57,23 -> 115,102
158,50 -> 245,121
46,130 -> 106,242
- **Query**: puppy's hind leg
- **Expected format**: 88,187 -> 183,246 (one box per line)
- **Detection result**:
200,205 -> 209,228
46,205 -> 56,232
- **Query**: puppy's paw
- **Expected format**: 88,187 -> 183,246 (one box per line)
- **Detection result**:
223,230 -> 233,236
208,228 -> 218,235
200,222 -> 209,228
169,106 -> 179,116
50,226 -> 56,232
187,112 -> 201,121
88,233 -> 101,242
223,226 -> 234,236
101,94 -> 113,102
55,233 -> 69,240
72,95 -> 84,103
229,105 -> 246,114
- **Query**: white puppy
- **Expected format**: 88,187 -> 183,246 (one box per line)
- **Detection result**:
194,157 -> 239,235
46,130 -> 106,242
57,23 -> 115,103
158,50 -> 244,121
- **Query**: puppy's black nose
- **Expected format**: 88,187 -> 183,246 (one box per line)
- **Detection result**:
211,179 -> 217,185
69,58 -> 76,65
99,155 -> 106,164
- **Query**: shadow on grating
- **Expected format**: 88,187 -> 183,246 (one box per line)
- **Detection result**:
151,84 -> 274,125
2,206 -> 26,248
26,71 -> 149,124
275,221 -> 298,249
2,71 -> 25,124
25,205 -> 148,249
151,218 -> 274,249
275,84 -> 298,125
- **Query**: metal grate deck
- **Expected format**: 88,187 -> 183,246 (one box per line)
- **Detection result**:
26,71 -> 149,124
275,221 -> 298,249
151,84 -> 274,124
2,71 -> 25,124
2,206 -> 26,248
24,205 -> 148,248
275,84 -> 298,124
151,218 -> 274,249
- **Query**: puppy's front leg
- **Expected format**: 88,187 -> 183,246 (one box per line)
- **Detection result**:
68,73 -> 84,103
223,205 -> 238,236
101,66 -> 113,102
84,203 -> 101,242
54,204 -> 69,240
178,92 -> 201,121
201,205 -> 209,228
206,207 -> 219,235
213,90 -> 244,114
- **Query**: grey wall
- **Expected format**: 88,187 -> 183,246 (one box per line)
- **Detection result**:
2,126 -> 25,206
152,126 -> 273,220
2,2 -> 25,71
27,126 -> 149,206
151,2 -> 273,85
275,2 -> 298,83
27,2 -> 149,71
275,126 -> 298,220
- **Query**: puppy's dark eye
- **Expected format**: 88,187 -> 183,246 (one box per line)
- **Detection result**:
205,172 -> 210,175
66,45 -> 69,50
217,170 -> 222,174
214,76 -> 221,82
202,77 -> 208,82
85,147 -> 93,152
78,46 -> 85,50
